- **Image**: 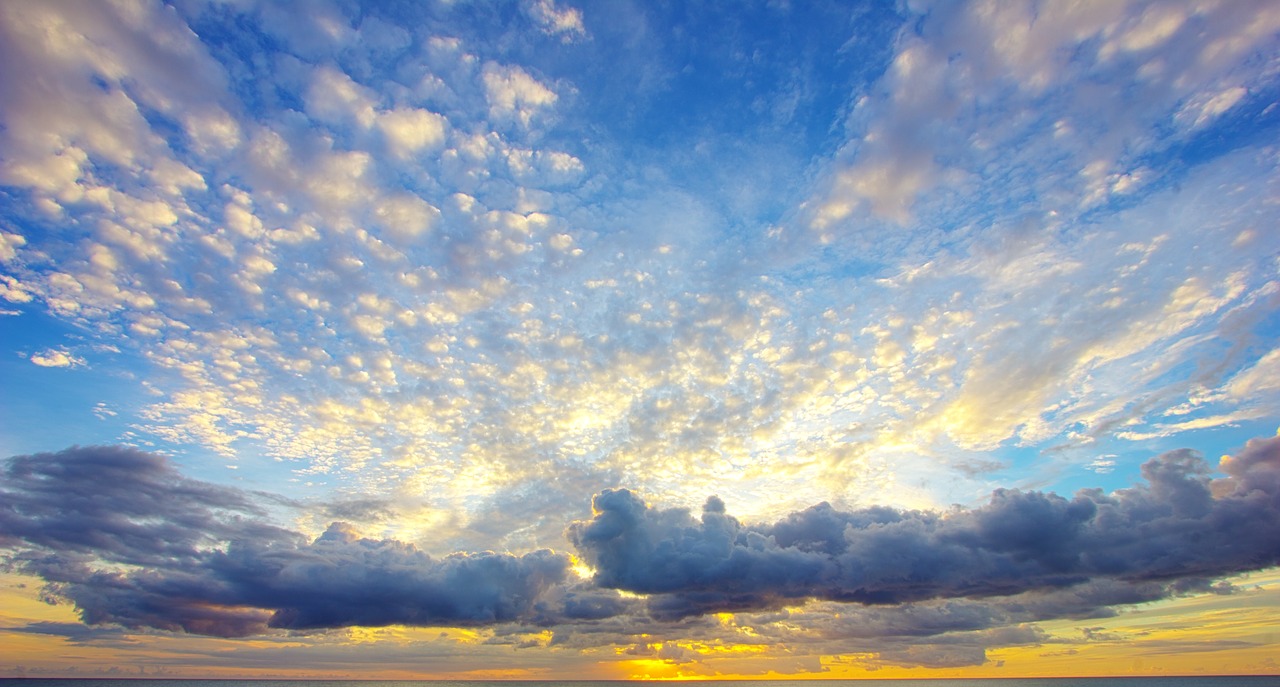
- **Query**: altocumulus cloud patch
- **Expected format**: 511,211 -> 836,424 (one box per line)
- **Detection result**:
3,438 -> 1279,640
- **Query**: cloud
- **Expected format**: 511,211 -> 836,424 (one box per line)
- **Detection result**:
805,0 -> 1280,230
1086,456 -> 1117,474
305,65 -> 378,129
524,0 -> 587,43
8,439 -> 1272,656
0,0 -> 224,201
0,231 -> 26,262
27,347 -> 85,368
7,440 -> 1269,670
0,446 -> 291,564
378,107 -> 449,158
252,0 -> 358,60
224,522 -> 569,631
0,446 -> 572,637
569,437 -> 1280,620
1177,86 -> 1250,130
0,3 -> 1278,672
0,0 -> 1274,540
482,63 -> 558,129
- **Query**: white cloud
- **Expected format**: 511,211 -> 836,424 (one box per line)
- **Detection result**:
371,193 -> 440,243
481,63 -> 558,128
505,148 -> 585,187
1099,2 -> 1187,59
1086,456 -> 1117,474
28,348 -> 86,368
0,0 -> 233,198
804,0 -> 1278,238
525,0 -> 587,42
184,107 -> 243,154
255,0 -> 357,59
1224,348 -> 1280,400
306,65 -> 378,129
377,107 -> 448,157
0,232 -> 26,262
0,275 -> 35,304
1176,85 -> 1249,130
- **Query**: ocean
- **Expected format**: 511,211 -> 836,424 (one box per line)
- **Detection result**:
0,679 -> 1277,687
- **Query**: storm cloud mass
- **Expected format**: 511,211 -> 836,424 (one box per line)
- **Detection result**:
1,446 -> 572,637
571,437 -> 1280,619
3,439 -> 1280,642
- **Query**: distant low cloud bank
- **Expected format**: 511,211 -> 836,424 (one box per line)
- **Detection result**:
0,446 -> 571,637
3,438 -> 1279,638
570,436 -> 1280,619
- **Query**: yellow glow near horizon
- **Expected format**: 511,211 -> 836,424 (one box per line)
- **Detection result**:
4,566 -> 1279,679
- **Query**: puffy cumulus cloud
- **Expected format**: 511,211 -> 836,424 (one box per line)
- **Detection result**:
0,0 -> 223,199
224,523 -> 569,631
569,437 -> 1280,621
252,0 -> 359,60
482,63 -> 558,129
0,231 -> 26,262
370,192 -> 441,244
0,0 -> 614,509
27,347 -> 85,368
378,107 -> 448,158
0,446 -> 572,637
303,62 -> 455,162
305,64 -> 378,129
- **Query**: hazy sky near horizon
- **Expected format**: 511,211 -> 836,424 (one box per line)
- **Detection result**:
2,0 -> 1280,679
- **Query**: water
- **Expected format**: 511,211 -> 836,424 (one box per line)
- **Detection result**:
1,679 -> 1277,687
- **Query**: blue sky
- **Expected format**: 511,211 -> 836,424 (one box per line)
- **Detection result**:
2,0 -> 1280,679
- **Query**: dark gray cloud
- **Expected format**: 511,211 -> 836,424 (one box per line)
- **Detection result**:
0,444 -> 295,564
5,620 -> 139,645
569,436 -> 1280,620
5,439 -> 1280,650
1,446 -> 571,636
221,522 -> 569,631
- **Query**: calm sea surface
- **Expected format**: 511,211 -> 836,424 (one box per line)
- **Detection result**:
1,679 -> 1277,687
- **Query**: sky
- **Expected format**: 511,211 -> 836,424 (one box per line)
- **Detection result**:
1,0 -> 1280,679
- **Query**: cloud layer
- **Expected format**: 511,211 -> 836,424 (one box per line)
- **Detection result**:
1,446 -> 571,637
3,438 -> 1278,657
570,436 -> 1280,621
0,0 -> 1275,535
